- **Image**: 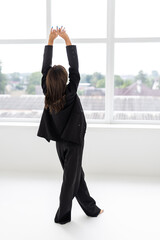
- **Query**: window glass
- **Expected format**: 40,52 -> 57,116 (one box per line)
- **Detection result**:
0,44 -> 44,119
51,0 -> 107,38
114,43 -> 160,121
0,43 -> 106,120
0,0 -> 46,39
77,43 -> 106,120
115,0 -> 160,38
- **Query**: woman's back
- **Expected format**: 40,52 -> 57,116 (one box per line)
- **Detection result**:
37,44 -> 87,144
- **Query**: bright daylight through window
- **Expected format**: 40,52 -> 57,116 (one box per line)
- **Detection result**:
0,0 -> 160,123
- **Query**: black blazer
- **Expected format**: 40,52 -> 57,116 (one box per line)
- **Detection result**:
37,44 -> 87,144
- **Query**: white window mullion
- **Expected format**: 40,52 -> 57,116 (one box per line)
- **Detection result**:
115,37 -> 160,43
46,0 -> 52,41
1,37 -> 160,45
105,0 -> 115,123
0,39 -> 46,44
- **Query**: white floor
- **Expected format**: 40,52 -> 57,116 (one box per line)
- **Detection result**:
0,171 -> 160,240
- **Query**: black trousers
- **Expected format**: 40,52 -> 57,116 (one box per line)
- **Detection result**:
54,139 -> 101,224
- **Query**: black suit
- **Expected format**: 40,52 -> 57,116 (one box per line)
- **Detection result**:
37,44 -> 87,145
37,44 -> 101,224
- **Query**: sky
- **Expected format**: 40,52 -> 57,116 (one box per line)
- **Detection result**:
0,0 -> 160,76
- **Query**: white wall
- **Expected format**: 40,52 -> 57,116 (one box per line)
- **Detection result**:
0,123 -> 160,177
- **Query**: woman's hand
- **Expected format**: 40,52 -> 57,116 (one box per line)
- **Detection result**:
57,26 -> 72,46
47,26 -> 72,46
48,27 -> 58,45
57,26 -> 68,40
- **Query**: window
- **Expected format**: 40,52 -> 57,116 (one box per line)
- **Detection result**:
53,43 -> 106,120
0,45 -> 44,119
114,0 -> 160,122
0,0 -> 160,124
114,42 -> 160,121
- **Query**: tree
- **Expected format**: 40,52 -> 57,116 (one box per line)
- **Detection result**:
85,74 -> 92,83
26,72 -> 41,94
135,70 -> 147,83
96,78 -> 105,88
26,84 -> 35,94
114,75 -> 134,88
122,79 -> 133,88
0,61 -> 7,94
135,70 -> 152,87
10,72 -> 21,82
151,70 -> 159,79
114,75 -> 124,88
28,72 -> 41,85
80,73 -> 92,83
90,72 -> 105,87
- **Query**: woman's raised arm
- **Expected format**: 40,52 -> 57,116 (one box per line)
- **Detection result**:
48,26 -> 58,45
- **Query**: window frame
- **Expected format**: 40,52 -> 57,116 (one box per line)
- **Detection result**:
0,0 -> 160,125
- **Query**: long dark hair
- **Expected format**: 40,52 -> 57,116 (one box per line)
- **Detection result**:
44,65 -> 68,114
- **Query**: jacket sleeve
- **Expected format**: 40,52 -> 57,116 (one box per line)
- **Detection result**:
66,45 -> 80,94
41,45 -> 53,95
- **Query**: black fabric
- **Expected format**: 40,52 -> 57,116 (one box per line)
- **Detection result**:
54,140 -> 101,224
37,44 -> 87,144
36,44 -> 101,224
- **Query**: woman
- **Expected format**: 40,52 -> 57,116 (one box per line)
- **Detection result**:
37,26 -> 104,224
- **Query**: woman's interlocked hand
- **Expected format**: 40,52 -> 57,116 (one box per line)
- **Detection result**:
48,26 -> 71,46
56,26 -> 69,41
48,27 -> 58,44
